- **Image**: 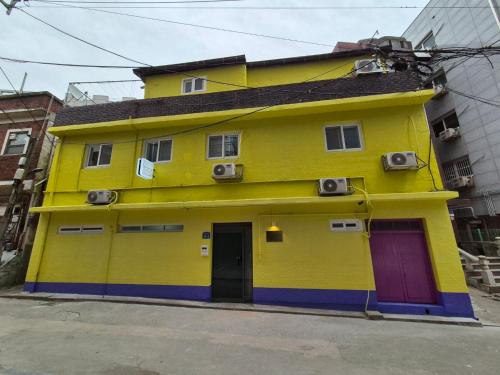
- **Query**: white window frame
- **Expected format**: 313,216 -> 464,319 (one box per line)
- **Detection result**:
84,143 -> 113,168
143,138 -> 173,164
416,32 -> 436,50
324,124 -> 363,152
206,133 -> 241,160
1,128 -> 31,156
181,76 -> 207,95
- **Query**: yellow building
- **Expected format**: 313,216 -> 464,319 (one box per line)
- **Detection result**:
25,50 -> 474,317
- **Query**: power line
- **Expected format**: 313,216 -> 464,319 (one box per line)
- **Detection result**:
447,88 -> 500,108
0,56 -> 139,69
17,8 -> 259,91
27,0 -> 500,9
34,0 -> 245,3
62,59 -> 379,146
27,0 -> 335,47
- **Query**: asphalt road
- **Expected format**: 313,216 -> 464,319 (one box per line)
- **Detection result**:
0,297 -> 499,375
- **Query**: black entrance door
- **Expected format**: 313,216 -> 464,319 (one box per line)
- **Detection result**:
212,223 -> 253,302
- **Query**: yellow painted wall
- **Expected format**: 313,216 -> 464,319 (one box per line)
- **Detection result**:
26,201 -> 467,294
247,57 -> 363,87
144,64 -> 247,99
44,105 -> 442,207
142,56 -> 367,99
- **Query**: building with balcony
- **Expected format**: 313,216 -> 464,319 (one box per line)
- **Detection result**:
24,49 -> 474,317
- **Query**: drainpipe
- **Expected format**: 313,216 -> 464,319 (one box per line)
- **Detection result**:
488,0 -> 500,31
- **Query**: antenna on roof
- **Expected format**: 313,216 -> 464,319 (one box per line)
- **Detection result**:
368,30 -> 380,46
20,72 -> 27,93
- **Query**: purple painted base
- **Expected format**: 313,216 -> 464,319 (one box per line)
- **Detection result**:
24,282 -> 211,302
23,282 -> 475,318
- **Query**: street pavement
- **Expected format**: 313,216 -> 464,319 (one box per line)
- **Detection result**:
0,296 -> 499,375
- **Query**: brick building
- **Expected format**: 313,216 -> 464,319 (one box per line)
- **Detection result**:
0,92 -> 62,263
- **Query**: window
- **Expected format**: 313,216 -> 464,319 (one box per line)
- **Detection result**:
442,156 -> 473,185
85,143 -> 113,167
182,77 -> 206,94
58,225 -> 104,234
325,125 -> 362,151
207,134 -> 240,159
2,129 -> 30,155
432,71 -> 447,87
330,220 -> 363,232
431,112 -> 460,137
416,32 -> 436,50
144,138 -> 172,163
119,224 -> 184,233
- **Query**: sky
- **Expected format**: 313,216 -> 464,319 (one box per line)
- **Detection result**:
0,0 -> 430,100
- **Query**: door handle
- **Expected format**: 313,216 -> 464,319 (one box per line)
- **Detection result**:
236,256 -> 242,265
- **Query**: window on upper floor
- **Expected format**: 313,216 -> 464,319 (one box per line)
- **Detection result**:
431,112 -> 460,137
324,124 -> 363,152
2,129 -> 30,155
416,32 -> 436,50
442,156 -> 473,185
207,134 -> 240,159
182,77 -> 206,94
432,70 -> 447,87
144,138 -> 173,163
85,143 -> 113,168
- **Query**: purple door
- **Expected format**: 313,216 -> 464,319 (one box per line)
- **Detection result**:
370,220 -> 437,304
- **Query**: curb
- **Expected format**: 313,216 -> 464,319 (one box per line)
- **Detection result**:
0,292 -> 482,327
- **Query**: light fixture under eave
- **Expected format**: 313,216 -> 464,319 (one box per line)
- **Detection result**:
267,222 -> 281,232
266,222 -> 283,242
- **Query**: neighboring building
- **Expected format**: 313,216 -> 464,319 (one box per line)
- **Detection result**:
402,0 -> 500,244
24,49 -> 473,317
0,92 -> 62,283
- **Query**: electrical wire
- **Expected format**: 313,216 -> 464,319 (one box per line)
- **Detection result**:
27,0 -> 500,9
0,56 -> 139,68
17,8 -> 269,91
27,1 -> 335,47
61,59 -> 379,146
447,88 -> 500,108
0,64 -> 58,147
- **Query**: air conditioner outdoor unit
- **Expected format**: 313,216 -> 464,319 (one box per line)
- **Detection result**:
354,59 -> 383,76
382,152 -> 419,171
87,190 -> 114,205
450,176 -> 474,189
439,128 -> 460,142
212,163 -> 240,180
318,178 -> 351,196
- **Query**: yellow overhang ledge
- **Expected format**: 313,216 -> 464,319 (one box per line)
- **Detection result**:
30,191 -> 458,213
49,90 -> 435,136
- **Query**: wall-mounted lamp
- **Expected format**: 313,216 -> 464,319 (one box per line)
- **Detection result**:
266,222 -> 283,242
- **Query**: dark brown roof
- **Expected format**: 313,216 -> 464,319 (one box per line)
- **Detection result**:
246,49 -> 373,68
54,71 -> 425,127
133,50 -> 373,80
134,55 -> 246,80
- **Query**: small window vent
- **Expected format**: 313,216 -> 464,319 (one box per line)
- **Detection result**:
329,220 -> 363,232
58,225 -> 104,234
119,224 -> 184,233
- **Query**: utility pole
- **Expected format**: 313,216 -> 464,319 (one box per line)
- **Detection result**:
0,0 -> 20,15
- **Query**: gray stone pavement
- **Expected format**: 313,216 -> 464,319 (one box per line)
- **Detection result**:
0,295 -> 499,375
